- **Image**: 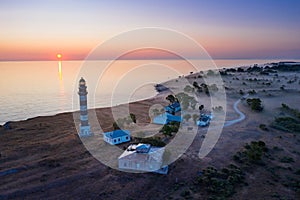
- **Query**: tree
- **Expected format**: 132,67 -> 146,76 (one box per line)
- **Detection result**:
152,108 -> 160,116
246,98 -> 263,111
183,85 -> 194,93
113,122 -> 120,130
160,125 -> 173,137
190,99 -> 197,109
199,105 -> 204,111
166,94 -> 176,103
207,69 -> 215,76
183,114 -> 191,122
130,113 -> 136,123
193,114 -> 199,124
181,100 -> 189,110
208,84 -> 218,92
193,81 -> 200,89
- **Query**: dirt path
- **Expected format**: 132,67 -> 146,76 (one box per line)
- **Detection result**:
224,94 -> 249,127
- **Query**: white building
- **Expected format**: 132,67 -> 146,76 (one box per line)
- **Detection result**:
118,143 -> 168,174
103,130 -> 130,145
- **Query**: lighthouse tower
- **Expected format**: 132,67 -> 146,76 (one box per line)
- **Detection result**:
78,77 -> 92,137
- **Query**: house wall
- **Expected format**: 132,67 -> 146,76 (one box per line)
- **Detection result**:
104,135 -> 130,145
118,157 -> 162,172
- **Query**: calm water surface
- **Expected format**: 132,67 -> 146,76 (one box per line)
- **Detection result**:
0,59 -> 297,124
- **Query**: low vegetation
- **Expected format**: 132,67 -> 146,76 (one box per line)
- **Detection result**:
196,164 -> 245,199
113,113 -> 137,130
246,98 -> 263,111
140,137 -> 166,147
271,104 -> 300,133
212,105 -> 224,113
233,141 -> 268,165
175,92 -> 197,110
272,117 -> 300,133
159,121 -> 180,137
259,124 -> 269,131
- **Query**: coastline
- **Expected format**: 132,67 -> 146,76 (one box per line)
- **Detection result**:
1,61 -> 300,199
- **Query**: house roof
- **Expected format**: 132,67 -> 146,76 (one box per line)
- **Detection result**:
127,143 -> 151,153
153,113 -> 182,124
104,130 -> 130,139
165,102 -> 181,110
119,143 -> 165,162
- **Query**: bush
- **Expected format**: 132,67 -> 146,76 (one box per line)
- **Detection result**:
159,122 -> 180,136
272,117 -> 300,133
140,137 -> 166,147
183,85 -> 194,93
212,106 -> 224,113
233,141 -> 268,165
259,124 -> 269,131
183,114 -> 191,121
248,90 -> 256,94
280,156 -> 294,163
113,122 -> 120,130
130,113 -> 136,123
246,98 -> 263,111
193,114 -> 199,124
197,164 -> 245,199
281,103 -> 300,119
180,190 -> 191,197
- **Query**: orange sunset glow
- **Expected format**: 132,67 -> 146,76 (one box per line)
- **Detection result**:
0,1 -> 299,61
57,53 -> 62,60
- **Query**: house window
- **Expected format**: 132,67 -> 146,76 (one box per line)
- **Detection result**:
113,139 -> 116,143
118,138 -> 121,142
124,162 -> 127,167
126,136 -> 129,140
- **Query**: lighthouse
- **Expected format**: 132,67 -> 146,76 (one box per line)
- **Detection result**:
78,77 -> 92,137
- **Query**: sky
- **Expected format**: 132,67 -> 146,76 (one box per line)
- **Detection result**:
0,0 -> 300,61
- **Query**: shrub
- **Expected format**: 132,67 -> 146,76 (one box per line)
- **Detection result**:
183,114 -> 191,122
193,114 -> 199,124
159,122 -> 180,136
212,106 -> 224,113
197,164 -> 245,199
248,90 -> 256,95
280,156 -> 295,163
140,137 -> 166,147
259,124 -> 269,131
130,113 -> 136,123
233,141 -> 268,165
246,98 -> 263,111
183,85 -> 194,93
113,122 -> 120,130
272,117 -> 300,133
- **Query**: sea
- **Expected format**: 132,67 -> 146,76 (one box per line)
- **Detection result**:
0,59 -> 299,125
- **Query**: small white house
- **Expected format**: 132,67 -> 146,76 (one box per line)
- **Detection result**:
103,130 -> 130,145
118,143 -> 168,174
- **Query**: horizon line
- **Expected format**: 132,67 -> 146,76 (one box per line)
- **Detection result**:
1,57 -> 300,62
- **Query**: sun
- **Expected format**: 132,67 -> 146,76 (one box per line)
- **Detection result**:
56,53 -> 62,59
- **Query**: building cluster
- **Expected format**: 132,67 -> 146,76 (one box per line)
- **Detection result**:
77,78 -> 171,174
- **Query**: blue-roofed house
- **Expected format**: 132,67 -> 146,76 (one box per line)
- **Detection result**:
153,113 -> 182,125
165,102 -> 181,114
103,130 -> 130,145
